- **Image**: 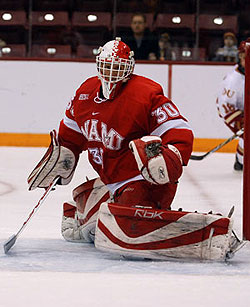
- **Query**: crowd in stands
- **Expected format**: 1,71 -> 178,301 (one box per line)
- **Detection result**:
213,32 -> 238,62
0,0 -> 249,61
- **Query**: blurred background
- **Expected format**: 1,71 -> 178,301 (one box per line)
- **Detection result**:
0,0 -> 249,61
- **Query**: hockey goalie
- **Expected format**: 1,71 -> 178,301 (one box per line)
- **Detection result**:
28,38 -> 237,261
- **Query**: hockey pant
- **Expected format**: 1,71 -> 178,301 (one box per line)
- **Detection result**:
113,180 -> 177,210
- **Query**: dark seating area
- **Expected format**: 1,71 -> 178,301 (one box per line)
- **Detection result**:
0,0 -> 248,60
31,44 -> 72,58
0,44 -> 26,57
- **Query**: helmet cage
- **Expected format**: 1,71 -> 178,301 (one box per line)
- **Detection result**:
96,56 -> 134,83
96,38 -> 135,99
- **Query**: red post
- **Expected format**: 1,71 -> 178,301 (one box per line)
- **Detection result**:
243,44 -> 250,240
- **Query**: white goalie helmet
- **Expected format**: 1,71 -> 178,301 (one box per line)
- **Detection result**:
96,37 -> 135,99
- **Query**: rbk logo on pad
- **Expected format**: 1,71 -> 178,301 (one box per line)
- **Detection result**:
134,209 -> 164,219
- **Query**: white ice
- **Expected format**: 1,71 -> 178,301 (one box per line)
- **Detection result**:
0,147 -> 250,307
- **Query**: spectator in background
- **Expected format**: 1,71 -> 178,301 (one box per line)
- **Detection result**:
157,32 -> 176,61
121,13 -> 158,60
0,37 -> 6,47
213,32 -> 238,62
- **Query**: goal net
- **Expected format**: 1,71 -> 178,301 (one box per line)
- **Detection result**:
243,43 -> 250,240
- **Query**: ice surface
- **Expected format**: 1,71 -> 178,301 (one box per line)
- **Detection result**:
0,147 -> 249,307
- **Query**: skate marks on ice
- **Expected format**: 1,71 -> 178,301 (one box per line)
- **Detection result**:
0,180 -> 15,196
0,237 -> 250,276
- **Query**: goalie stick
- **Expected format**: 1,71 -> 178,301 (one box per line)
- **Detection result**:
3,176 -> 60,254
190,128 -> 244,161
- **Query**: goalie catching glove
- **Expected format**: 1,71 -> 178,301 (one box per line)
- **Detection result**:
27,130 -> 77,190
129,136 -> 183,185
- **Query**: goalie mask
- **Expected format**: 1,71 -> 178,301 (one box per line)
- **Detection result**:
96,37 -> 135,100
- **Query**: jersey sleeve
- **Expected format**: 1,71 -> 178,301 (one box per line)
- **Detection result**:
149,84 -> 194,165
58,87 -> 87,156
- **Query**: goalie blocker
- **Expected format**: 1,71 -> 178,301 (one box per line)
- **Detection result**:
95,203 -> 234,261
27,130 -> 77,190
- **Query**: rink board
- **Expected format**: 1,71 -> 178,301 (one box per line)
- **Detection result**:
0,132 -> 238,152
0,60 -> 234,140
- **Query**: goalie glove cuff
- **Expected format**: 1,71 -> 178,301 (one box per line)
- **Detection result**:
27,130 -> 77,190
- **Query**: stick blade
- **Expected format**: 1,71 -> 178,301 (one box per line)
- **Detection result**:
190,154 -> 204,160
3,234 -> 17,254
228,205 -> 235,218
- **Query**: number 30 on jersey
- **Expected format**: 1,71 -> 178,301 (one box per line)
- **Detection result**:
152,103 -> 179,124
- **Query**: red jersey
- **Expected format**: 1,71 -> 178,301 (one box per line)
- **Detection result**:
59,74 -> 193,185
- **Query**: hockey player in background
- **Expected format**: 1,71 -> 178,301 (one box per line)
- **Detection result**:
26,38 -> 237,261
216,38 -> 250,171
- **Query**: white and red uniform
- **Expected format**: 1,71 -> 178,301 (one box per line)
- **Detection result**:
59,74 -> 193,208
216,65 -> 244,163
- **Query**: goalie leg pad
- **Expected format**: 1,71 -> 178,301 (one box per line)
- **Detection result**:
61,178 -> 110,243
95,203 -> 234,261
61,202 -> 88,242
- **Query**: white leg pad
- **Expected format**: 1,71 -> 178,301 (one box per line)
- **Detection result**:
61,201 -> 94,243
95,203 -> 234,261
62,178 -> 110,243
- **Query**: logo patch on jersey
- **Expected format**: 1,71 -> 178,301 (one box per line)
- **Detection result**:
79,94 -> 89,100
